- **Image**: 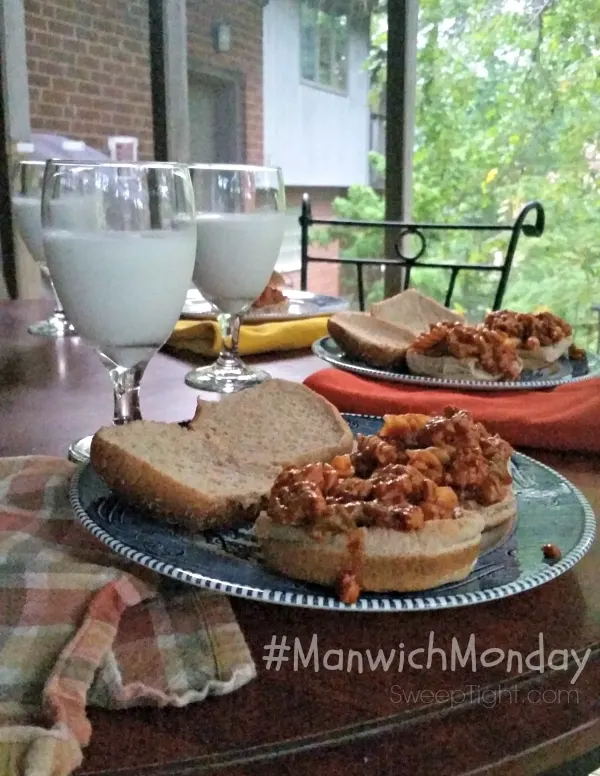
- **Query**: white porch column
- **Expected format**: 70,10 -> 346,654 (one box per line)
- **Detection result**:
0,0 -> 40,299
0,0 -> 31,142
162,0 -> 191,162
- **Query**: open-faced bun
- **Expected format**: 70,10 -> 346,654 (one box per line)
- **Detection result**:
478,513 -> 516,553
327,311 -> 416,368
405,349 -> 506,381
405,321 -> 523,382
254,512 -> 485,594
483,310 -> 573,366
518,336 -> 572,367
464,491 -> 517,553
467,490 -> 518,532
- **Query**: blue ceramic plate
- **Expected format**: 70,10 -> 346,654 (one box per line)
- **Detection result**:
312,336 -> 600,391
70,414 -> 596,612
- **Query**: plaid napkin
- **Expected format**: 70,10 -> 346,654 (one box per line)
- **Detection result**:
0,457 -> 256,776
167,316 -> 329,357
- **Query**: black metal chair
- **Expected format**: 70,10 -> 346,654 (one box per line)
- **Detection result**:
591,304 -> 600,353
299,194 -> 546,312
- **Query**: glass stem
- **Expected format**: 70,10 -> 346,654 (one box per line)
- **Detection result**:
215,312 -> 243,368
50,284 -> 65,317
110,365 -> 145,425
41,265 -> 64,316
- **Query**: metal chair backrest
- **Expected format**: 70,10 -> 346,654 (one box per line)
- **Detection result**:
299,195 -> 545,311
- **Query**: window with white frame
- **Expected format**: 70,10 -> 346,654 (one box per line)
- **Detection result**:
300,0 -> 349,93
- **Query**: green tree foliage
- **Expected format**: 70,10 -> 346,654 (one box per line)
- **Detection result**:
322,0 -> 600,346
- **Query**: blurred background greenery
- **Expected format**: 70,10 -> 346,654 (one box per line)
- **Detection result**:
316,0 -> 600,349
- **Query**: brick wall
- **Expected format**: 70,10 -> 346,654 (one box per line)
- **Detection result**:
186,0 -> 263,164
24,0 -> 154,158
23,0 -> 264,163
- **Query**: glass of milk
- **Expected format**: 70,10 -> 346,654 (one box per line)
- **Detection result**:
11,160 -> 76,337
42,160 -> 197,462
185,164 -> 286,393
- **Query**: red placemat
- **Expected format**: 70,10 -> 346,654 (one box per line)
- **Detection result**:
304,368 -> 600,453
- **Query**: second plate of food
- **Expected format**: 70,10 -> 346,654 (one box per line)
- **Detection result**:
313,335 -> 600,391
182,288 -> 349,323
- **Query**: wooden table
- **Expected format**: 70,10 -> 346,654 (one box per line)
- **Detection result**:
1,300 -> 599,776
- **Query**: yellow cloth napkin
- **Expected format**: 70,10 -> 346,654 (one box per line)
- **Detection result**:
166,316 -> 330,357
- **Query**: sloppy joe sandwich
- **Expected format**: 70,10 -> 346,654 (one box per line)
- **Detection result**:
90,379 -> 354,531
326,289 -> 578,378
254,460 -> 484,604
256,408 -> 516,602
406,321 -> 523,381
252,271 -> 289,311
483,310 -> 572,365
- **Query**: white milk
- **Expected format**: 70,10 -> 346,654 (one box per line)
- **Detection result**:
12,196 -> 45,265
12,195 -> 100,269
43,227 -> 196,368
193,212 -> 285,314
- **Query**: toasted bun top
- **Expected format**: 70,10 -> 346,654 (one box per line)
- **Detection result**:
371,288 -> 464,335
89,380 -> 355,530
189,378 -> 355,468
328,311 -> 416,347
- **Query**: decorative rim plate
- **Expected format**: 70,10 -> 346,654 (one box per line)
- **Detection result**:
70,414 -> 595,612
312,336 -> 600,391
181,289 -> 349,323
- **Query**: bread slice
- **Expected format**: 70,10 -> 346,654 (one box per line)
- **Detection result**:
254,513 -> 484,594
190,379 -> 354,468
327,311 -> 416,368
91,422 -> 277,530
90,380 -> 354,531
371,288 -> 464,335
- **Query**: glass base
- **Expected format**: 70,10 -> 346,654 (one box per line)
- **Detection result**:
68,435 -> 93,464
185,360 -> 272,394
28,312 -> 76,338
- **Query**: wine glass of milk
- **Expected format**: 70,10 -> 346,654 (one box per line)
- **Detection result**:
11,160 -> 76,337
185,164 -> 286,393
42,160 -> 197,463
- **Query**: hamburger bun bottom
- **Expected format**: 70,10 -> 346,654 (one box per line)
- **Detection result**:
254,513 -> 485,594
405,350 -> 513,382
518,336 -> 572,367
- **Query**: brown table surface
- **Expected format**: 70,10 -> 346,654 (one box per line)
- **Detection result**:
1,300 -> 599,776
